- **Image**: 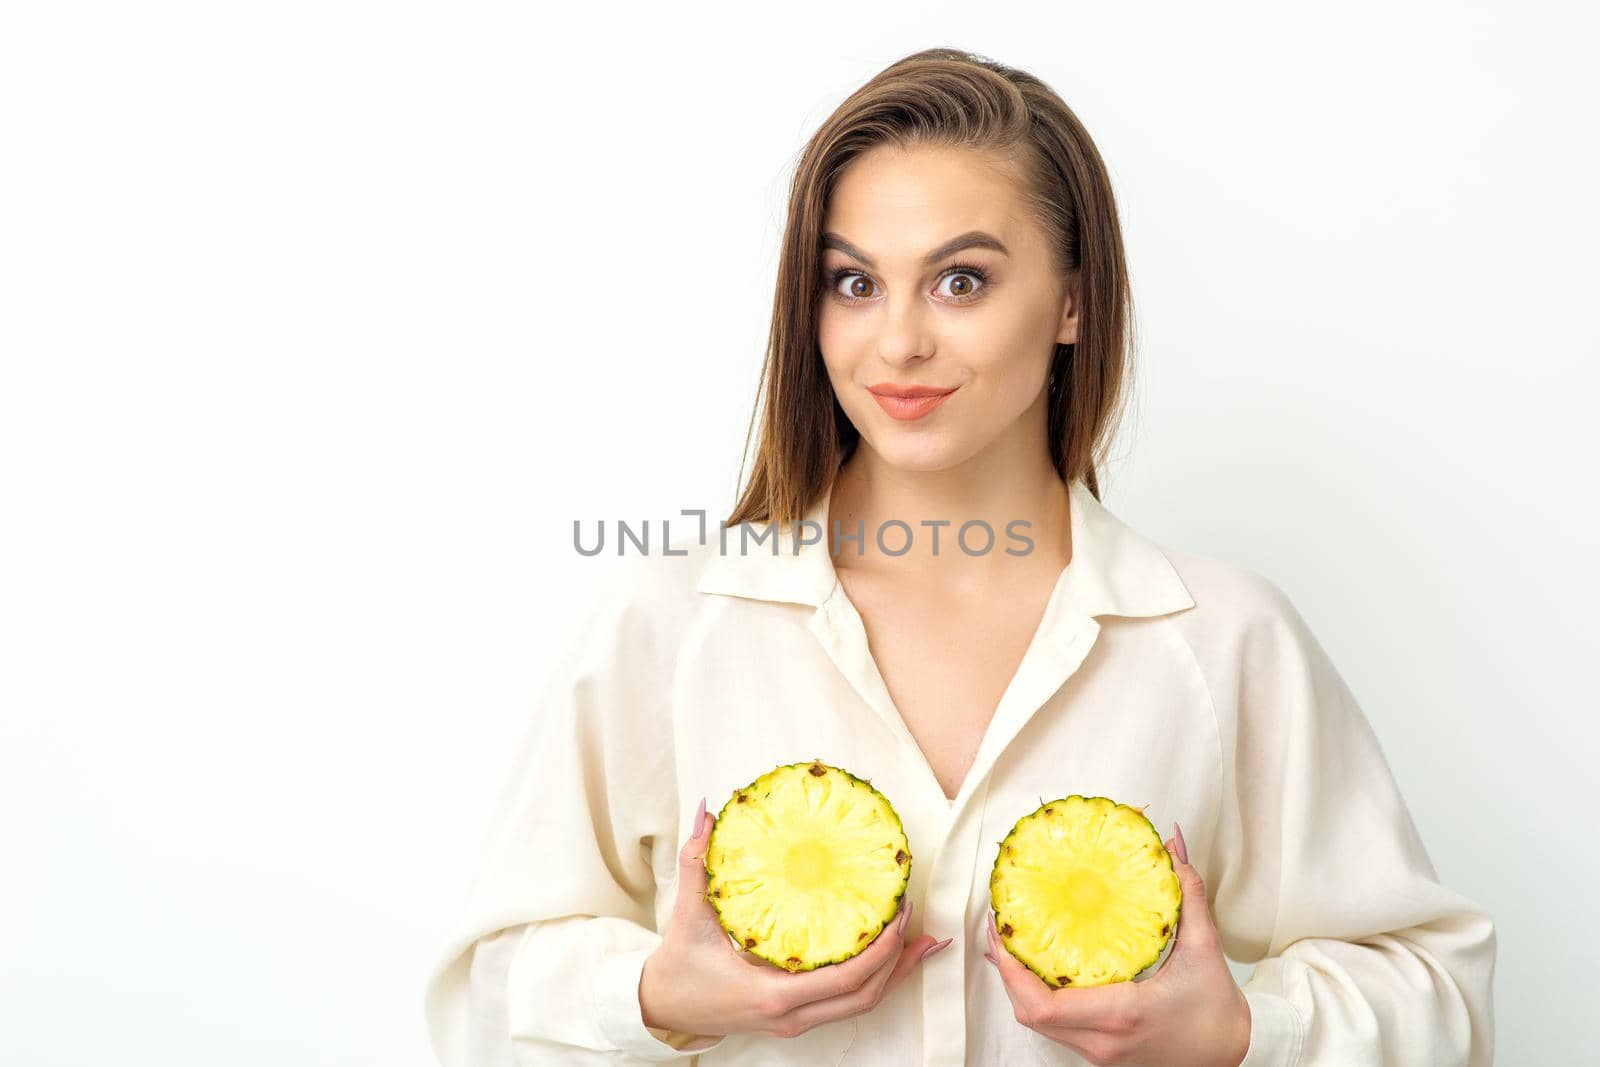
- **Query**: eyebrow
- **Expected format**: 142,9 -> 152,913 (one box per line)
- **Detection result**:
819,229 -> 1010,270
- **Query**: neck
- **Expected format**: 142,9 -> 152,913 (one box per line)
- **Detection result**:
826,394 -> 1073,582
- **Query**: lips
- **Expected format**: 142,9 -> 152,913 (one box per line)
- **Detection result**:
867,383 -> 958,421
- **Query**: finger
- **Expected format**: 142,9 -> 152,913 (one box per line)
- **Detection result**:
845,929 -> 947,1012
760,897 -> 913,1010
1164,831 -> 1220,953
1029,1023 -> 1120,1067
678,797 -> 710,863
986,912 -> 1130,1033
984,911 -> 1057,1028
772,932 -> 939,1034
880,933 -> 949,993
1150,836 -> 1186,979
671,798 -> 716,926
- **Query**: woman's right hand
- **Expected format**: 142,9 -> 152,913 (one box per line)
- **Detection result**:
638,797 -> 951,1040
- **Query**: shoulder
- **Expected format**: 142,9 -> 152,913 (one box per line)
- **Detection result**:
571,532 -> 723,648
1164,548 -> 1297,624
1158,546 -> 1318,659
532,536 -> 723,735
1156,545 -> 1354,725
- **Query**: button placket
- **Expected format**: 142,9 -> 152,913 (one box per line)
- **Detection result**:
917,771 -> 996,1066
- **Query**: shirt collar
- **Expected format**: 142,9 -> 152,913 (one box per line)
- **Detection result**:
695,476 -> 1195,620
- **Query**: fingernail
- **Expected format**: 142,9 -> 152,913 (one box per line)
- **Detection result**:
1173,821 -> 1189,864
898,899 -> 913,934
693,797 -> 707,839
984,951 -> 997,966
920,937 -> 953,962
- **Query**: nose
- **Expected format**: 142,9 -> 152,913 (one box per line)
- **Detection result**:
875,291 -> 935,367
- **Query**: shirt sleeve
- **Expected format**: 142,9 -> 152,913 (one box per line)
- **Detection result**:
423,556 -> 727,1065
1203,578 -> 1497,1066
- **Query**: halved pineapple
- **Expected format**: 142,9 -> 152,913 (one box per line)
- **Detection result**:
704,759 -> 911,973
989,794 -> 1180,988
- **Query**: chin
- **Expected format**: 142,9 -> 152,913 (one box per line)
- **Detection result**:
861,433 -> 973,473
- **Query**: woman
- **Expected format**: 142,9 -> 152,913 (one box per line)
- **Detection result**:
424,48 -> 1496,1066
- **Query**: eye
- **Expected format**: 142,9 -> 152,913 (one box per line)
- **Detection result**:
824,262 -> 992,305
830,270 -> 877,300
935,262 -> 990,301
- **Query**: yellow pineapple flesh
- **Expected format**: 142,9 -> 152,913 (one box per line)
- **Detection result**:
704,759 -> 911,972
989,794 -> 1180,988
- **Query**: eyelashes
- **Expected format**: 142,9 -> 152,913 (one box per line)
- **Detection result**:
824,261 -> 993,305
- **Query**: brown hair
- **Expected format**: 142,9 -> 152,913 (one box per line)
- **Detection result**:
724,47 -> 1138,530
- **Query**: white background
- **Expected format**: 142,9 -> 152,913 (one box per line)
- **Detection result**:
2,2 -> 1595,1063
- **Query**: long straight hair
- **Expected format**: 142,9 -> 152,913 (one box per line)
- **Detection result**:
725,47 -> 1139,531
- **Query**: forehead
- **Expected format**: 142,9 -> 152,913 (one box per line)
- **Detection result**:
821,143 -> 1032,257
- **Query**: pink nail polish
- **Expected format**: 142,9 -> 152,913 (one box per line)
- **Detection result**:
693,797 -> 707,839
898,899 -> 913,934
1173,821 -> 1189,864
920,937 -> 953,962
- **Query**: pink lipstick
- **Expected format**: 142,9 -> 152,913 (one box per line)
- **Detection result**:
867,383 -> 958,421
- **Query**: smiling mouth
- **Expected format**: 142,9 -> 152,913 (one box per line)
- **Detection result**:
866,385 -> 958,421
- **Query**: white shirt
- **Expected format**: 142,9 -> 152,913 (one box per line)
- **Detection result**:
423,477 -> 1496,1066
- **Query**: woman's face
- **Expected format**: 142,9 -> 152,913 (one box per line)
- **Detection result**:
817,142 -> 1078,474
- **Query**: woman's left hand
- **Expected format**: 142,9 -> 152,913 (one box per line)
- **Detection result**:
985,822 -> 1252,1067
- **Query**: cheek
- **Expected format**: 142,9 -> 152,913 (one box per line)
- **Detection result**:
967,363 -> 1047,429
961,311 -> 1054,390
816,302 -> 852,348
816,308 -> 866,382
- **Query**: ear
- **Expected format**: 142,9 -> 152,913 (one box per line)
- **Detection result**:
1055,272 -> 1080,346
